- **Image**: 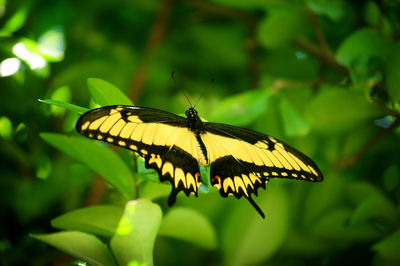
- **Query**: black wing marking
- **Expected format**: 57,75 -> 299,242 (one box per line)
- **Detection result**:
76,105 -> 202,204
202,122 -> 323,218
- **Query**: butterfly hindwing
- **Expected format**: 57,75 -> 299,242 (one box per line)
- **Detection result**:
201,122 -> 323,217
76,105 -> 202,203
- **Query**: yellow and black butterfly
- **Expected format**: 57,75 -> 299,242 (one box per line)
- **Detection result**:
76,105 -> 323,218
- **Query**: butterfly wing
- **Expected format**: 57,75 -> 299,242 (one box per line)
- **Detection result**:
201,122 -> 323,218
76,105 -> 202,205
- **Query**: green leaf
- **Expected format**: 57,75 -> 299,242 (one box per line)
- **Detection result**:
372,230 -> 400,261
0,116 -> 12,140
38,26 -> 65,62
139,182 -> 170,201
305,87 -> 383,133
0,5 -> 29,36
38,99 -> 89,114
158,207 -> 217,249
336,28 -> 390,67
40,133 -> 135,199
110,199 -> 162,266
221,182 -> 289,266
279,97 -> 309,137
87,78 -> 133,106
307,0 -> 345,21
51,205 -> 124,237
32,231 -> 116,266
49,86 -> 71,115
303,172 -> 344,227
386,43 -> 400,103
350,194 -> 398,229
210,0 -> 291,9
207,89 -> 268,126
312,208 -> 382,242
258,9 -> 306,49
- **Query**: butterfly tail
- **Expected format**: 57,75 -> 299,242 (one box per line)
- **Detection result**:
247,196 -> 265,219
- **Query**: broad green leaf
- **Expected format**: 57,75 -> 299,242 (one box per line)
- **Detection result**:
350,194 -> 398,229
264,48 -> 319,80
32,231 -> 116,266
372,230 -> 400,261
364,1 -> 393,35
385,43 -> 400,103
51,205 -> 124,237
38,26 -> 65,62
158,207 -> 217,249
87,78 -> 133,106
305,87 -> 383,133
140,181 -> 170,200
0,116 -> 12,140
40,133 -> 135,199
336,28 -> 390,67
307,0 -> 345,21
207,89 -> 268,126
221,182 -> 289,266
49,86 -> 71,115
210,0 -> 291,9
0,5 -> 29,36
279,97 -> 309,137
344,181 -> 381,204
258,9 -> 306,49
110,199 -> 162,266
312,208 -> 382,242
383,165 -> 400,192
303,172 -> 343,227
38,99 -> 89,114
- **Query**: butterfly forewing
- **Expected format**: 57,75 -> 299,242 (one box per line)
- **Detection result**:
76,105 -> 202,204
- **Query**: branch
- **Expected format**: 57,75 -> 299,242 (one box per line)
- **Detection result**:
128,0 -> 176,102
336,98 -> 400,167
294,12 -> 349,74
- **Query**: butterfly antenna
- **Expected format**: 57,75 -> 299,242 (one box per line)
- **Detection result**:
193,77 -> 214,108
172,71 -> 192,107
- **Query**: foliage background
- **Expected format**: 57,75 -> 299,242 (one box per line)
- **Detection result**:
1,0 -> 400,265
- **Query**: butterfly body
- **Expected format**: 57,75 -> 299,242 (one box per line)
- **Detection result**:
76,105 -> 323,218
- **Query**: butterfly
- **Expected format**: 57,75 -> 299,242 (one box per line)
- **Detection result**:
76,105 -> 323,218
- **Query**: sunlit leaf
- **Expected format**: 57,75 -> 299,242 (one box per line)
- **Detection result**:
51,205 -> 124,237
38,26 -> 65,62
32,231 -> 116,266
279,97 -> 309,137
110,199 -> 162,266
38,99 -> 89,114
305,87 -> 383,133
307,0 -> 345,21
0,4 -> 29,36
0,58 -> 21,77
208,89 -> 268,126
158,207 -> 217,249
0,116 -> 12,140
40,133 -> 135,199
50,86 -> 71,115
87,78 -> 133,106
336,28 -> 390,67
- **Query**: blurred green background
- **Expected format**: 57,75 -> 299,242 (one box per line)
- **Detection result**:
1,0 -> 400,265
